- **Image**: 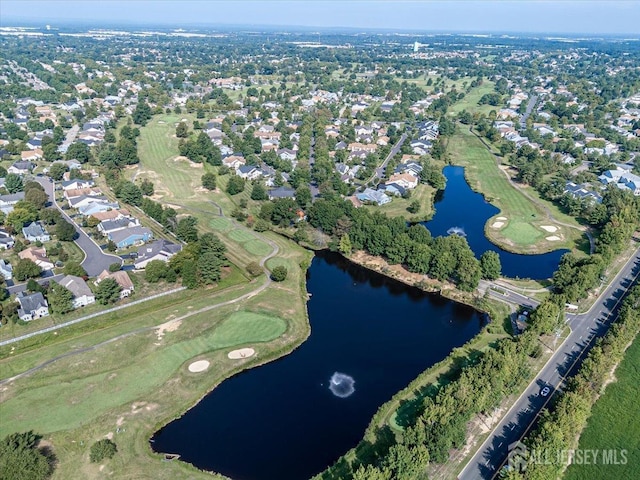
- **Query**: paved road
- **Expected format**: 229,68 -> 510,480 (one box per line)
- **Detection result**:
460,246 -> 640,480
365,132 -> 407,185
58,124 -> 80,153
34,177 -> 122,276
519,94 -> 538,129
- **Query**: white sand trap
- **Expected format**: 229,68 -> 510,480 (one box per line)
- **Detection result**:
496,216 -> 507,221
546,235 -> 561,241
188,360 -> 210,373
228,348 -> 255,359
491,221 -> 505,228
158,121 -> 165,124
541,225 -> 558,233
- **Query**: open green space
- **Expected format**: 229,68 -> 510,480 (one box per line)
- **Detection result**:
446,126 -> 581,254
366,183 -> 436,221
228,229 -> 257,243
244,239 -> 273,257
209,216 -> 233,232
448,81 -> 497,116
564,333 -> 640,480
0,311 -> 286,436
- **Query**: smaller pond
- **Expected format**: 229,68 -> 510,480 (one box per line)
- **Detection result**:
422,166 -> 568,279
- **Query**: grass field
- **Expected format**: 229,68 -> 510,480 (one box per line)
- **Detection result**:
446,126 -> 581,254
563,334 -> 640,480
448,81 -> 497,116
367,183 -> 436,220
0,232 -> 312,480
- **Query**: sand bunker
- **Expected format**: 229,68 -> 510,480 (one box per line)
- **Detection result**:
228,348 -> 255,359
491,221 -> 505,228
541,225 -> 558,233
546,235 -> 561,241
188,360 -> 210,373
496,216 -> 507,221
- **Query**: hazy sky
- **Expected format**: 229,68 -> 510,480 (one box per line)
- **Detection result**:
2,1 -> 639,35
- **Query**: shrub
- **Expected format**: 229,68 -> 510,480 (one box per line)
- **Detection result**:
89,439 -> 117,463
246,261 -> 263,277
270,265 -> 288,282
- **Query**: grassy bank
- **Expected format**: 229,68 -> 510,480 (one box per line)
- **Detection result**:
446,126 -> 581,254
563,332 -> 640,480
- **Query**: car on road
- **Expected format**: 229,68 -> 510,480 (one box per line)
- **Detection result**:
540,386 -> 551,397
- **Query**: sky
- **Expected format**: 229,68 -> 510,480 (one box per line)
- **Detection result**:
1,1 -> 639,35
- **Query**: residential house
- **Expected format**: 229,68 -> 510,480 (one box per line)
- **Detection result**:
356,188 -> 391,206
78,201 -> 120,217
387,173 -> 419,190
598,168 -> 640,196
57,275 -> 95,308
222,154 -> 246,170
236,165 -> 262,180
97,217 -> 140,237
95,270 -> 135,298
19,246 -> 54,270
0,259 -> 13,280
410,140 -> 432,155
60,179 -> 95,191
9,160 -> 36,174
68,195 -> 110,210
22,221 -> 51,242
89,208 -> 131,222
134,239 -> 182,269
0,192 -> 26,215
0,229 -> 15,249
380,182 -> 406,197
277,148 -> 297,161
108,226 -> 153,249
16,291 -> 49,321
63,187 -> 103,201
564,182 -> 602,204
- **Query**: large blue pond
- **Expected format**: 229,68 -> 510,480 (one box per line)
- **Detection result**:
151,251 -> 485,480
422,166 -> 568,279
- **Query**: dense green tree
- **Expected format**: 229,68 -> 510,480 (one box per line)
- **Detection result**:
4,173 -> 24,194
139,179 -> 154,196
62,261 -> 87,277
270,265 -> 288,282
251,182 -> 268,201
201,172 -> 217,190
145,260 -> 168,283
176,122 -> 189,138
13,259 -> 42,281
226,175 -> 245,195
176,216 -> 199,243
480,251 -> 502,280
199,252 -> 223,284
132,101 -> 152,126
24,188 -> 48,210
89,439 -> 117,463
48,163 -> 67,181
95,278 -> 121,305
55,220 -> 77,242
47,282 -> 74,314
114,181 -> 142,205
339,233 -> 352,255
198,232 -> 227,257
0,431 -> 53,480
181,259 -> 199,288
65,142 -> 91,163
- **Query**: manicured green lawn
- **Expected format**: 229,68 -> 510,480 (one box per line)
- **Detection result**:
209,217 -> 233,232
564,335 -> 640,480
367,183 -> 436,220
449,81 -> 497,116
447,126 -> 580,253
228,229 -> 257,243
244,239 -> 272,256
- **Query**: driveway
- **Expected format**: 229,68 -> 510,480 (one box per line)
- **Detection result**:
34,177 -> 122,276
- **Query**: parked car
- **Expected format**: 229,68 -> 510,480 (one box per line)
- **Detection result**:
540,386 -> 551,397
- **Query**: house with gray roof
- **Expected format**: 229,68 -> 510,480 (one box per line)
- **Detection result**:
134,239 -> 182,269
356,188 -> 391,206
22,221 -> 51,242
16,291 -> 49,321
268,186 -> 296,200
0,229 -> 15,250
0,192 -> 25,215
56,275 -> 95,309
0,259 -> 13,280
108,226 -> 153,249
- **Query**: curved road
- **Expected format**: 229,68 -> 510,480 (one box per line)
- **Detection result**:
35,177 -> 122,276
